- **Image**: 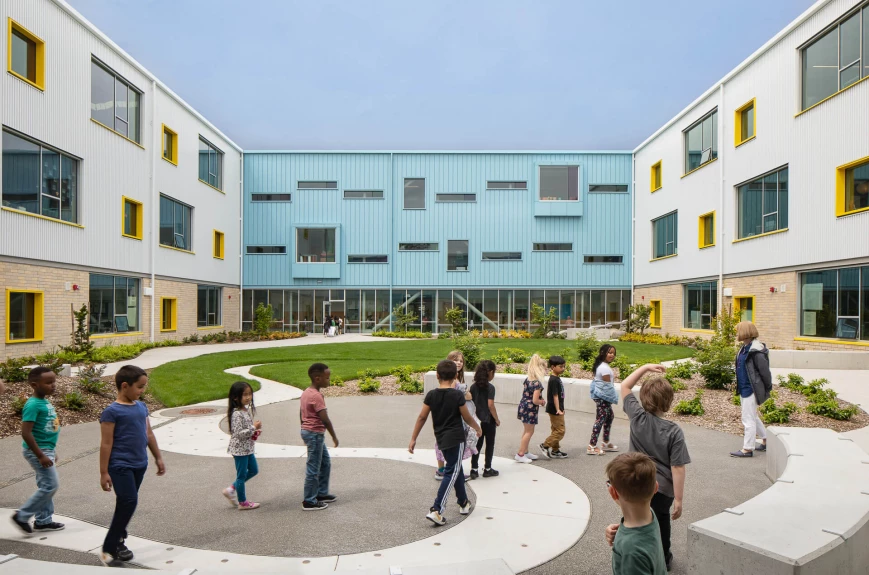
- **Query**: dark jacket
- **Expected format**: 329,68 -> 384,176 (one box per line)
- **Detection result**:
737,339 -> 772,404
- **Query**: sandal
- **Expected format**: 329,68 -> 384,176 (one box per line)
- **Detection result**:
586,445 -> 604,455
601,442 -> 619,452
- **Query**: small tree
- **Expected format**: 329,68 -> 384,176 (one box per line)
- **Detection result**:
67,304 -> 94,357
530,303 -> 557,338
391,303 -> 419,332
445,306 -> 467,334
695,306 -> 740,390
625,303 -> 651,334
254,302 -> 273,336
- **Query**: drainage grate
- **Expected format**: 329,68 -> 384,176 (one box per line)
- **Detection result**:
180,408 -> 217,415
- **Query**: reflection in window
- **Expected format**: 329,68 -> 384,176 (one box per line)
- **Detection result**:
404,178 -> 425,209
684,109 -> 717,173
844,159 -> 869,213
198,137 -> 223,190
159,195 -> 192,250
89,274 -> 139,334
539,166 -> 579,201
487,181 -> 527,189
684,281 -> 717,330
652,211 -> 677,258
447,240 -> 469,271
7,292 -> 37,340
198,285 -> 222,327
737,166 -> 788,239
296,228 -> 336,262
298,181 -> 337,189
90,59 -> 141,142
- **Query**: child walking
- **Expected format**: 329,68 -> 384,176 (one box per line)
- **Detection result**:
11,367 -> 64,534
515,354 -> 547,463
223,382 -> 262,510
469,360 -> 500,479
99,365 -> 165,567
540,355 -> 568,459
300,363 -> 339,511
409,360 -> 482,526
588,344 -> 619,455
434,351 -> 476,479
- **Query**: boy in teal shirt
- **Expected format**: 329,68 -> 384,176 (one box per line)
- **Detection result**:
11,367 -> 64,533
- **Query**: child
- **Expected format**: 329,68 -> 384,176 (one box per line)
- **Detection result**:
620,363 -> 690,571
604,452 -> 668,574
588,344 -> 619,455
540,355 -> 568,459
11,367 -> 64,534
223,381 -> 262,510
300,363 -> 338,511
515,354 -> 547,463
99,365 -> 166,567
409,359 -> 482,526
434,350 -> 475,480
470,360 -> 500,479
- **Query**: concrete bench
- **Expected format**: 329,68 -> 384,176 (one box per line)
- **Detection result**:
687,427 -> 869,574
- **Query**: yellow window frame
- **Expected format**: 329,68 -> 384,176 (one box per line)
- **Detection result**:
121,196 -> 143,240
650,161 -> 662,192
7,18 -> 45,91
734,98 -> 756,147
161,124 -> 178,165
213,230 -> 225,260
5,289 -> 44,343
698,211 -> 715,249
733,295 -> 755,323
649,300 -> 661,328
836,155 -> 869,217
160,297 -> 177,332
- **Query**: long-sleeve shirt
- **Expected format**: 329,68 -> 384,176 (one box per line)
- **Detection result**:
227,409 -> 256,456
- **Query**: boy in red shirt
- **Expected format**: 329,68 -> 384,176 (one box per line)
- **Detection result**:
300,363 -> 338,511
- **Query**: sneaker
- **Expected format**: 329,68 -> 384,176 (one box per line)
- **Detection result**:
99,551 -> 125,567
482,468 -> 500,477
33,522 -> 65,531
434,468 -> 445,480
317,494 -> 338,502
117,539 -> 134,562
730,449 -> 753,458
426,508 -> 446,526
302,500 -> 329,511
552,450 -> 569,459
238,501 -> 260,510
10,512 -> 32,534
514,453 -> 533,463
587,445 -> 604,456
539,443 -> 552,459
222,486 -> 238,506
601,442 -> 619,452
458,500 -> 472,515
525,453 -> 539,460
665,552 -> 673,571
755,443 -> 767,452
468,469 -> 479,480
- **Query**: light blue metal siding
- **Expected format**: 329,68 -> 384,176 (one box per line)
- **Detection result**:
243,152 -> 631,289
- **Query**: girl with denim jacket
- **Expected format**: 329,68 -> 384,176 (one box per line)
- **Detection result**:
588,344 -> 619,455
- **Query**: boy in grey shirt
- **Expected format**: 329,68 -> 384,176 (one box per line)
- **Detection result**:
619,364 -> 690,571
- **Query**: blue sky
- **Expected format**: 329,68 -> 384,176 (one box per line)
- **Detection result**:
69,0 -> 817,150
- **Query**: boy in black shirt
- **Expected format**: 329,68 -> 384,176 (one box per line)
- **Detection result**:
409,359 -> 482,526
540,355 -> 568,459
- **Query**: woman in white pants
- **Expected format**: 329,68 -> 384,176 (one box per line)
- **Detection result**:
730,321 -> 773,458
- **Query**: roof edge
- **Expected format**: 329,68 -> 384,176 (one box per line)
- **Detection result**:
242,150 -> 634,155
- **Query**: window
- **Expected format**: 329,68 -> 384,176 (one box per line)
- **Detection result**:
684,109 -> 717,173
89,274 -> 139,334
801,5 -> 869,111
246,246 -> 286,254
162,125 -> 178,165
487,181 -> 527,189
800,266 -> 869,340
2,129 -> 80,224
836,156 -> 869,216
8,19 -> 44,90
684,281 -> 718,330
251,193 -> 291,202
348,255 -> 388,263
122,197 -> 142,240
296,228 -> 335,262
589,184 -> 628,193
399,243 -> 438,251
482,252 -> 522,261
533,243 -> 572,251
344,190 -> 383,199
650,300 -> 662,328
160,297 -> 177,332
737,166 -> 788,239
404,178 -> 425,209
6,289 -> 43,343
734,99 -> 756,146
91,59 -> 141,142
652,211 -> 677,259
734,296 -> 754,323
539,166 -> 579,201
159,195 -> 192,251
198,137 -> 223,190
197,285 -> 222,327
584,255 -> 624,263
698,211 -> 715,248
436,194 -> 476,202
447,240 -> 469,271
650,161 -> 662,192
298,181 -> 337,189
213,230 -> 224,259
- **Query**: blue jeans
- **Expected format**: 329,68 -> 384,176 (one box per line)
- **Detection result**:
233,454 -> 259,503
433,442 -> 467,515
19,448 -> 59,526
103,467 -> 146,554
301,430 -> 331,504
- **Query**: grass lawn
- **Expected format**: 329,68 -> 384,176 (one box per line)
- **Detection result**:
147,339 -> 694,407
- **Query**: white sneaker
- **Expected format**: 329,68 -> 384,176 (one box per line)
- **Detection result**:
426,509 -> 446,526
458,500 -> 472,515
514,453 -> 533,463
222,487 -> 238,506
526,453 -> 539,460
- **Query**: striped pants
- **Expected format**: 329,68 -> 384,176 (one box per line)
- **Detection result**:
433,442 -> 467,514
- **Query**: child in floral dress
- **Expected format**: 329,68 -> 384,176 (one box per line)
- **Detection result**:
515,354 -> 548,463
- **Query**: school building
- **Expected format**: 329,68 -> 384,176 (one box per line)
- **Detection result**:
1,0 -> 868,359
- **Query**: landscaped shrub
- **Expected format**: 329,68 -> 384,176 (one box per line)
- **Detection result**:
61,390 -> 87,411
391,303 -> 419,332
183,334 -> 200,344
503,366 -> 523,374
11,395 -> 27,416
0,357 -> 31,383
357,369 -> 381,393
777,373 -> 806,393
625,303 -> 651,334
468,329 -> 532,339
759,393 -> 799,424
393,365 -> 423,393
77,363 -> 107,394
492,347 -> 530,365
610,355 -> 637,379
805,400 -> 859,421
530,303 -> 558,338
666,361 -> 697,380
254,303 -> 273,336
65,304 -> 94,358
618,332 -> 699,347
372,330 -> 431,339
574,332 -> 599,362
445,306 -> 467,334
452,334 -> 483,370
694,309 -> 740,390
673,390 -> 705,416
731,388 -> 741,406
331,376 -> 344,387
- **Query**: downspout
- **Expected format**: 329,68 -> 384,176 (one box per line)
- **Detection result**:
718,83 -> 725,319
389,152 -> 394,332
631,154 -> 636,307
149,80 -> 157,343
239,154 -> 244,330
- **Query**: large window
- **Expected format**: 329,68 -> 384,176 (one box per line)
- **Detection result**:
89,274 -> 139,334
6,289 -> 43,343
159,195 -> 192,250
836,156 -> 869,216
197,285 -> 222,327
404,178 -> 425,209
684,281 -> 717,330
8,19 -> 44,90
737,166 -> 788,239
122,196 -> 142,240
652,211 -> 677,259
801,4 -> 869,110
447,240 -> 469,271
91,59 -> 141,142
539,166 -> 579,201
296,228 -> 335,262
684,109 -> 717,173
2,129 -> 80,224
800,266 -> 869,340
198,137 -> 223,190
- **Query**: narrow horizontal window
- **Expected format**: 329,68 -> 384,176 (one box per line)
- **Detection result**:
298,181 -> 337,189
584,255 -> 623,263
487,181 -> 527,189
348,255 -> 388,263
482,252 -> 522,261
246,246 -> 286,254
399,242 -> 438,251
344,190 -> 383,199
251,193 -> 291,202
436,194 -> 476,202
589,185 -> 628,193
533,243 -> 572,251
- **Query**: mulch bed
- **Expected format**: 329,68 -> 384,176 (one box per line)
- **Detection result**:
322,374 -> 423,397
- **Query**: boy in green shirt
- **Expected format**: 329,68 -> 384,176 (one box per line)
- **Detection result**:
11,367 -> 64,533
605,452 -> 667,574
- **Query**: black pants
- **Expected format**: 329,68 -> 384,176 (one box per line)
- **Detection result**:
651,491 -> 674,559
103,467 -> 146,553
471,420 -> 496,470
